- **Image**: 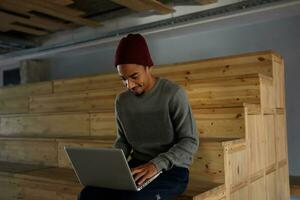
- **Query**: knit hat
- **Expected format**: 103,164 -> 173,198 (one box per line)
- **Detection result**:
115,34 -> 154,67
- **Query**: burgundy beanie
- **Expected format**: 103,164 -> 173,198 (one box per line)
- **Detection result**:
115,34 -> 154,67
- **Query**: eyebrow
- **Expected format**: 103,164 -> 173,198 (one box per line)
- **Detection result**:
119,72 -> 139,79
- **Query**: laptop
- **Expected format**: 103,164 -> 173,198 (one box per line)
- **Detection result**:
64,147 -> 162,191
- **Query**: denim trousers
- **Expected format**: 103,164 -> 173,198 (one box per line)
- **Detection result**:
77,158 -> 189,200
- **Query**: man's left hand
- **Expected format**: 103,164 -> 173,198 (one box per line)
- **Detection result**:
131,163 -> 158,186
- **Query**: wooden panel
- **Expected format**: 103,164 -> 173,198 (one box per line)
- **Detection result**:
0,113 -> 90,137
194,108 -> 245,139
263,114 -> 276,169
230,185 -> 248,200
53,73 -> 123,93
0,176 -> 20,200
17,177 -> 81,200
0,97 -> 28,114
0,138 -> 57,166
2,23 -> 48,36
52,51 -> 275,94
245,114 -> 265,176
57,138 -> 114,168
275,113 -> 287,162
29,89 -> 116,113
249,177 -> 266,200
190,140 -> 224,183
266,171 -> 276,200
154,51 -> 274,78
0,81 -> 52,98
272,55 -> 285,108
223,140 -> 248,193
91,112 -> 116,136
90,108 -> 245,139
185,74 -> 261,108
20,0 -> 101,27
19,0 -> 85,16
277,164 -> 290,200
260,75 -> 275,109
111,0 -> 175,14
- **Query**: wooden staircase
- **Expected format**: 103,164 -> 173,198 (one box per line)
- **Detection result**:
0,51 -> 289,200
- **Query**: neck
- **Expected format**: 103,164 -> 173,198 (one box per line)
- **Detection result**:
144,75 -> 157,92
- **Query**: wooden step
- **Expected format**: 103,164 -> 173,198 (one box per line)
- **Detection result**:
0,160 -> 225,200
0,107 -> 246,139
0,136 -> 237,184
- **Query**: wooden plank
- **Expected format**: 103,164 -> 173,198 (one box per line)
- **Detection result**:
0,112 -> 90,137
0,138 -> 58,166
0,11 -> 59,31
263,114 -> 276,170
16,174 -> 81,200
91,112 -> 116,136
0,1 -> 76,30
272,54 -> 286,108
249,177 -> 266,200
19,0 -> 101,27
5,23 -> 48,36
0,176 -> 21,200
245,114 -> 265,177
0,81 -> 52,99
111,0 -> 175,14
0,97 -> 29,114
57,138 -> 114,168
275,113 -> 288,162
277,164 -> 290,199
266,171 -> 276,200
21,0 -> 85,16
29,89 -> 116,113
194,108 -> 245,139
53,73 -> 122,93
259,74 -> 275,110
190,140 -> 224,183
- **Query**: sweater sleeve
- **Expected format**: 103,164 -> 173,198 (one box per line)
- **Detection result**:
113,98 -> 132,158
150,88 -> 199,171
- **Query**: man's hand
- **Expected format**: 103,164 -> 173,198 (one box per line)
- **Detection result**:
131,162 -> 158,186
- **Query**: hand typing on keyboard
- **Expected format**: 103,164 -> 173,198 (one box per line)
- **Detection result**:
131,162 -> 158,186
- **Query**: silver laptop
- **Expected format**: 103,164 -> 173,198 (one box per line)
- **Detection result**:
64,147 -> 162,191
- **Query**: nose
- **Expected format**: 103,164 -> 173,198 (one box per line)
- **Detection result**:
125,79 -> 137,89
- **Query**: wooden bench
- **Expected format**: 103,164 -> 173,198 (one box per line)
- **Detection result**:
0,50 -> 290,200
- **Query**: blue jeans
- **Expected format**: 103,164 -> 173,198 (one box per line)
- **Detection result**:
77,159 -> 189,200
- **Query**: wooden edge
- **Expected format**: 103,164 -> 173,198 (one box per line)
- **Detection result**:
222,138 -> 245,149
192,184 -> 225,200
0,109 -> 114,117
243,103 -> 275,115
0,135 -> 116,143
155,50 -> 278,68
258,73 -> 273,83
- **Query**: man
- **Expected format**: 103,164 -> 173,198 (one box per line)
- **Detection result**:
78,33 -> 199,200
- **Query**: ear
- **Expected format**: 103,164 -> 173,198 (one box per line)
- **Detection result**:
145,66 -> 153,73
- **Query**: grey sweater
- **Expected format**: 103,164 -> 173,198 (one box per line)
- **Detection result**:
113,77 -> 199,171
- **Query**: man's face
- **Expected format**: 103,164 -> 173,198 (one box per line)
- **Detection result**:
117,64 -> 151,96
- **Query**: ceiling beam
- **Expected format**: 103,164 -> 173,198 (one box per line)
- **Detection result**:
111,0 -> 175,14
0,11 -> 75,32
0,0 -> 101,27
0,23 -> 48,36
195,0 -> 218,5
